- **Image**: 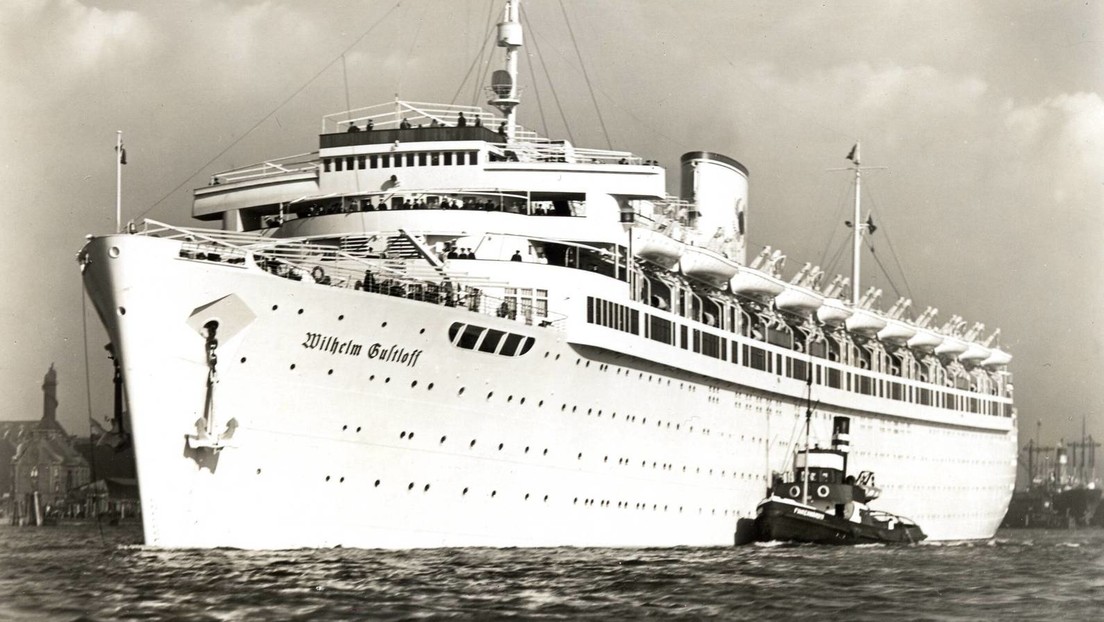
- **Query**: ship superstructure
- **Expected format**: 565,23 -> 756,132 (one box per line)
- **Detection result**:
79,0 -> 1016,548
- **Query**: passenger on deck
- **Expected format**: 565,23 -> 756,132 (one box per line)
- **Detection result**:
347,123 -> 360,132
447,247 -> 459,260
431,119 -> 441,127
400,118 -> 411,129
457,112 -> 467,127
366,119 -> 374,130
498,122 -> 506,136
377,199 -> 389,211
473,115 -> 482,128
511,251 -> 523,262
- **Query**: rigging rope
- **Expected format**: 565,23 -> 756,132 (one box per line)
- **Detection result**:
133,1 -> 402,224
522,6 -> 575,144
80,285 -> 107,546
518,6 -> 549,136
449,21 -> 497,107
556,0 -> 612,150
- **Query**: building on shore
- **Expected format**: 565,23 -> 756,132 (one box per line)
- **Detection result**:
2,365 -> 92,524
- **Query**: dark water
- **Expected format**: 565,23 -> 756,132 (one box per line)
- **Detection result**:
1,524 -> 1102,621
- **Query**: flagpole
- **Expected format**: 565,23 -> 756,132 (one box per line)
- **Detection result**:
851,142 -> 862,306
116,130 -> 123,233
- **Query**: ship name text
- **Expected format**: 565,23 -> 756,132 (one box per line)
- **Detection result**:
301,332 -> 422,368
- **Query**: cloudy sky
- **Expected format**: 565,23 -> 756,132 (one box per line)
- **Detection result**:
1,0 -> 1101,454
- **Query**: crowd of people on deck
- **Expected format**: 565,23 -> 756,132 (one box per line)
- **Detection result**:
347,112 -> 486,133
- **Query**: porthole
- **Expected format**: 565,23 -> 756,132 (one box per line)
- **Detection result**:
408,482 -> 415,490
427,383 -> 434,390
487,391 -> 494,400
543,495 -> 549,502
577,453 -> 582,460
463,487 -> 469,495
271,305 -> 278,311
338,314 -> 344,321
400,431 -> 407,439
424,484 -> 430,492
369,375 -> 375,381
328,369 -> 334,376
524,446 -> 530,453
440,436 -> 447,444
419,328 -> 426,334
290,364 -> 296,370
409,432 -> 414,440
538,400 -> 544,407
491,490 -> 497,498
384,377 -> 390,383
381,321 -> 388,327
411,380 -> 418,388
507,395 -> 513,403
374,479 -> 380,487
542,448 -> 548,456
298,309 -> 304,315
469,439 -> 476,447
240,357 -> 247,364
519,397 -> 526,405
356,427 -> 361,433
498,443 -> 504,451
325,476 -> 331,482
342,425 -> 348,431
524,493 -> 530,500
117,307 -> 127,316
339,477 -> 345,483
458,387 -> 465,395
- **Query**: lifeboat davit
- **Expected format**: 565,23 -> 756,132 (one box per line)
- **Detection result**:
679,245 -> 738,288
731,268 -> 785,299
982,348 -> 1013,368
632,227 -> 683,270
775,285 -> 824,317
845,309 -> 887,335
877,319 -> 917,344
816,298 -> 853,325
934,337 -> 969,358
906,329 -> 943,351
958,342 -> 991,364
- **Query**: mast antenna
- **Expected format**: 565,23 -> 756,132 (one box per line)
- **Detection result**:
830,142 -> 886,305
488,0 -> 522,142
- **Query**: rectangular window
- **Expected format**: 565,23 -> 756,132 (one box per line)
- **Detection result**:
747,346 -> 767,371
478,329 -> 506,353
500,333 -> 524,356
891,382 -> 903,401
858,375 -> 874,396
457,325 -> 484,350
358,155 -> 366,169
370,155 -> 378,169
468,151 -> 478,165
418,152 -> 428,166
431,153 -> 440,166
444,152 -> 454,166
345,156 -> 354,170
394,153 -> 403,168
381,155 -> 390,168
827,368 -> 841,389
680,325 -> 690,350
323,158 -> 332,172
649,315 -> 673,345
791,358 -> 809,382
699,332 -> 721,359
406,153 -> 415,166
334,158 -> 343,172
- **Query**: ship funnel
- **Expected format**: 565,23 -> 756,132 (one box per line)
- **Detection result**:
833,416 -> 851,474
832,416 -> 851,454
680,152 -> 749,265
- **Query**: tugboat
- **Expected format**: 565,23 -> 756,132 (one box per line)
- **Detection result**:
750,410 -> 926,545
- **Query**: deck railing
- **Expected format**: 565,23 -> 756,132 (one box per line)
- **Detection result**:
138,220 -> 566,329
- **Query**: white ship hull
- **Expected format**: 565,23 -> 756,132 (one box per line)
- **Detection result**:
82,234 -> 1016,548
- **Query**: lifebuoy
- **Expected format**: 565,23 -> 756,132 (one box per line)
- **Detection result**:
311,266 -> 326,283
788,485 -> 801,498
816,485 -> 830,498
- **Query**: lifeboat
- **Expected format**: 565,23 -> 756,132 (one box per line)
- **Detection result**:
981,348 -> 1013,368
877,319 -> 917,344
906,329 -> 943,351
775,285 -> 824,318
631,227 -> 683,270
845,308 -> 887,335
934,337 -> 969,358
679,245 -> 738,288
958,342 -> 991,364
816,298 -> 853,325
731,268 -> 785,299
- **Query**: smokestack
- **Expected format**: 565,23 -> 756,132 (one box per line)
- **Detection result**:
832,416 -> 851,474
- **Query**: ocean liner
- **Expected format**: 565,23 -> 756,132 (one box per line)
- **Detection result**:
78,1 -> 1016,548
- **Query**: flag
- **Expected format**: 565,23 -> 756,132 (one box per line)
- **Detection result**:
866,215 -> 876,234
117,143 -> 127,165
846,143 -> 859,164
